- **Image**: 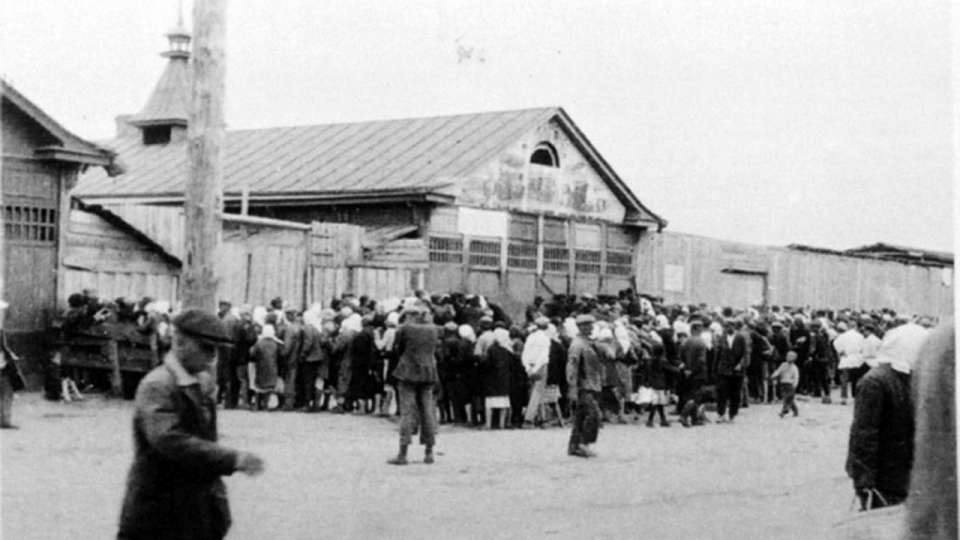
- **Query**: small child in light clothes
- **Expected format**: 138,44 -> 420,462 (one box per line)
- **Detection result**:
769,351 -> 800,417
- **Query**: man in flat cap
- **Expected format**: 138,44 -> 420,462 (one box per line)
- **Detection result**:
566,314 -> 603,457
388,306 -> 440,465
118,307 -> 264,540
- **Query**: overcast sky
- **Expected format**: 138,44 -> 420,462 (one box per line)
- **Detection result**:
1,1 -> 954,252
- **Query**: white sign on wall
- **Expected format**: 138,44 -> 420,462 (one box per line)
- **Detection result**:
458,207 -> 508,238
664,264 -> 685,292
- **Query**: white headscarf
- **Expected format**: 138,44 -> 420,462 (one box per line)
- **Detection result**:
260,324 -> 283,344
341,313 -> 363,334
876,322 -> 929,374
493,327 -> 512,350
252,306 -> 268,327
458,324 -> 477,343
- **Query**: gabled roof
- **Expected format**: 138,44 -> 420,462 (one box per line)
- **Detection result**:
77,107 -> 666,227
1,79 -> 120,172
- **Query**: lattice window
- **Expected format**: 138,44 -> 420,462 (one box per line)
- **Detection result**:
543,246 -> 570,273
468,239 -> 501,268
3,204 -> 57,244
575,250 -> 602,274
429,236 -> 463,264
507,243 -> 537,270
606,250 -> 633,276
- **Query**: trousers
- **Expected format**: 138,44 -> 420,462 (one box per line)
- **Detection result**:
779,383 -> 798,416
398,381 -> 437,447
716,374 -> 744,419
568,390 -> 600,449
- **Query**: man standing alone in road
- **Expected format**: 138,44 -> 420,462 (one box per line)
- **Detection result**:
388,305 -> 440,465
566,314 -> 603,458
117,308 -> 265,540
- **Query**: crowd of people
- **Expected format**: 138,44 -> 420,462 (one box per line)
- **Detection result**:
26,287 -> 954,537
65,288 -> 925,435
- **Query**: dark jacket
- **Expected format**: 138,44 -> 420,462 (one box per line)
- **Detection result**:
0,331 -> 24,391
566,336 -> 603,398
679,334 -> 708,383
845,363 -> 914,499
546,339 -> 567,387
479,342 -> 513,397
118,363 -> 239,540
392,322 -> 439,384
715,332 -> 749,377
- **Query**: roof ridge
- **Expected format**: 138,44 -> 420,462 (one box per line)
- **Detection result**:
224,106 -> 559,133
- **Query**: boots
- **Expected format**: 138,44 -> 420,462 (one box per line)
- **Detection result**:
387,444 -> 409,465
424,445 -> 435,464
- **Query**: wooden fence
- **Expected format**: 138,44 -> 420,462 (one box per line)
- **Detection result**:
98,206 -> 426,308
636,231 -> 954,316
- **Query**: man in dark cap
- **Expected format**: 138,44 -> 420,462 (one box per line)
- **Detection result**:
118,307 -> 265,540
388,306 -> 440,465
566,314 -> 603,457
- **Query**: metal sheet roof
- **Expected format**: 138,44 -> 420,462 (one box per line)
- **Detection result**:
77,107 -> 666,226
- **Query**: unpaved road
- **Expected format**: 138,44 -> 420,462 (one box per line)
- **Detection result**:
3,393 -> 856,539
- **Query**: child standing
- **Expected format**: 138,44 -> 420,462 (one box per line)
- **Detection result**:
770,351 -> 800,418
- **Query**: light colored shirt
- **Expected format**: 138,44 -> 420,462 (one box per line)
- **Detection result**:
521,329 -> 551,375
770,362 -> 799,388
834,329 -> 865,369
862,334 -> 882,368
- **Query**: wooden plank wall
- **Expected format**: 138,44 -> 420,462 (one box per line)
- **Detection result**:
636,231 -> 954,316
62,209 -> 179,304
219,223 -> 308,309
105,204 -> 186,259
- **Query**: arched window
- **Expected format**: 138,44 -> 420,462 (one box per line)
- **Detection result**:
530,142 -> 559,168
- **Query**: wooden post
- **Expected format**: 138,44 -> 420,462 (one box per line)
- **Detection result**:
181,0 -> 227,311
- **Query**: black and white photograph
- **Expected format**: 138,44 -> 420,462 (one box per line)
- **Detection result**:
0,1 -> 956,539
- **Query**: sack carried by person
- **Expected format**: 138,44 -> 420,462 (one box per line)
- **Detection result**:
833,490 -> 905,540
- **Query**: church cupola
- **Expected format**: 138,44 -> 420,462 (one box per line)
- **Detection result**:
124,7 -> 192,145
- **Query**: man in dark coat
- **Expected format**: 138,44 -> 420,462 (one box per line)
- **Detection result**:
845,359 -> 914,509
714,318 -> 749,424
566,314 -> 603,458
388,306 -> 440,465
118,308 -> 264,540
279,309 -> 305,411
678,319 -> 708,427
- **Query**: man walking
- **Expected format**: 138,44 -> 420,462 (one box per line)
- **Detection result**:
117,308 -> 264,540
566,314 -> 603,458
388,306 -> 440,465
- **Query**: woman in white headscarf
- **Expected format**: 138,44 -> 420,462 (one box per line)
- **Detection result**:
249,324 -> 283,411
479,326 -> 514,429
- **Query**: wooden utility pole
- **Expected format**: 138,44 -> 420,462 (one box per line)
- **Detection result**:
181,0 -> 227,311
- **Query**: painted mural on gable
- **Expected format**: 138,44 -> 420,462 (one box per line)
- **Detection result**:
450,120 -> 626,222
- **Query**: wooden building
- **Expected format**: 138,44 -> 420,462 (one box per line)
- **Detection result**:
1,80 -> 121,365
636,231 -> 954,317
76,26 -> 667,316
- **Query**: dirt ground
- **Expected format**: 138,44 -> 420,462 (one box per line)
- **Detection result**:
2,392 -> 857,539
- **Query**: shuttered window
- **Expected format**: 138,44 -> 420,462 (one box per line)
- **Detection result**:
575,249 -> 602,274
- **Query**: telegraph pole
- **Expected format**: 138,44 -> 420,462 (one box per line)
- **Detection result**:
181,0 -> 227,310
